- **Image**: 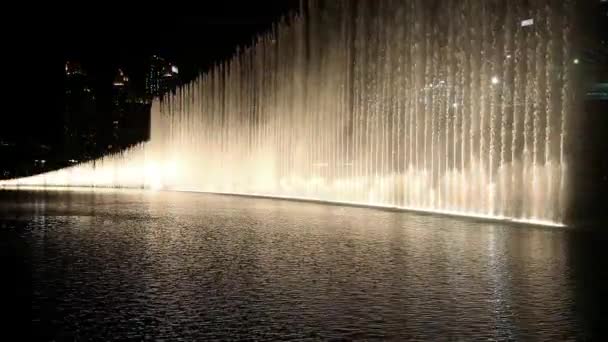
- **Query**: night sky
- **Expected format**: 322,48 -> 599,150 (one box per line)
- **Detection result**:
3,1 -> 300,146
2,1 -> 605,149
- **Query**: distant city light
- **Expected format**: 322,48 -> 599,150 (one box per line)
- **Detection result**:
491,76 -> 500,85
452,103 -> 459,108
506,54 -> 512,59
573,58 -> 580,64
171,65 -> 179,74
521,19 -> 534,27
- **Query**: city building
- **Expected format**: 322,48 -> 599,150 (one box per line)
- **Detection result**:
112,68 -> 130,107
110,68 -> 131,148
145,55 -> 179,100
65,60 -> 86,77
64,60 -> 97,160
110,68 -> 152,152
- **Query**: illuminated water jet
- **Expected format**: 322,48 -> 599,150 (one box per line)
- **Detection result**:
1,0 -> 581,226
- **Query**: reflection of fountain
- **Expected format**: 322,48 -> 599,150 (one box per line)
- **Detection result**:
1,0 -> 581,226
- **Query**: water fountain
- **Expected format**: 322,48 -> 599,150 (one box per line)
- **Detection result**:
1,0 -> 582,226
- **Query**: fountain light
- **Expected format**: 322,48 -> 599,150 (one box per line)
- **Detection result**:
521,19 -> 534,27
1,1 -> 572,226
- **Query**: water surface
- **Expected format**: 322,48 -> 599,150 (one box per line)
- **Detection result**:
1,189 -> 606,340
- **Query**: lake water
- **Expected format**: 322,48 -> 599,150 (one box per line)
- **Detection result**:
2,189 -> 606,340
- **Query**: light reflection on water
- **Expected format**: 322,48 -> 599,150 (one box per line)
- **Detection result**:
1,189 -> 606,340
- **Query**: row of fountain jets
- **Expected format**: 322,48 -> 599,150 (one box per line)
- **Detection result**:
2,0 -> 582,226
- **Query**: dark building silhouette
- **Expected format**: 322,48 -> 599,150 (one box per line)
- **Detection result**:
109,68 -> 152,152
64,61 -> 97,161
569,0 -> 608,223
145,55 -> 179,100
110,68 -> 131,150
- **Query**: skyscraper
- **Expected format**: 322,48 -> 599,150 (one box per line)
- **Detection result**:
112,68 -> 129,107
110,68 -> 131,149
64,61 -> 96,160
111,68 -> 152,151
145,55 -> 179,100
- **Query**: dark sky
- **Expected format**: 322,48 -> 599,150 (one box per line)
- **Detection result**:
3,1 -> 605,146
3,1 -> 300,145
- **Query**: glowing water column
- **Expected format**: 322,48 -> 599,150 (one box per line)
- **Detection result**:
1,0 -> 581,226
